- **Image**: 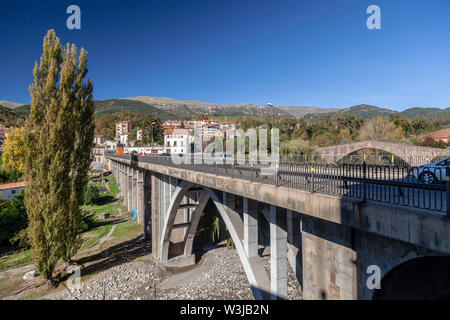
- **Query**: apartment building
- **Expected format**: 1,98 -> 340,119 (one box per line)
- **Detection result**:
115,121 -> 134,137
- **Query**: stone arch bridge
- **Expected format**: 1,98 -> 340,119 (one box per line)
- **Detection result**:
318,140 -> 448,165
108,155 -> 450,300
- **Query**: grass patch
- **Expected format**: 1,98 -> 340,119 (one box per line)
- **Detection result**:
79,224 -> 113,251
111,221 -> 143,241
108,177 -> 119,196
99,221 -> 142,250
0,249 -> 33,271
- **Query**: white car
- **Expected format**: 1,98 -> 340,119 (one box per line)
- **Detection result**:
410,157 -> 450,184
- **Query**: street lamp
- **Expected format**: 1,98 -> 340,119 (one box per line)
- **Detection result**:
267,102 -> 274,129
151,121 -> 156,147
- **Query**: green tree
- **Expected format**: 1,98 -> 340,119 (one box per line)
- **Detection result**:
22,30 -> 94,282
128,127 -> 139,141
141,114 -> 163,145
83,184 -> 100,205
0,190 -> 27,246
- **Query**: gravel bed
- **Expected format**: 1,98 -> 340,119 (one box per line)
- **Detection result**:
260,251 -> 303,300
45,246 -> 302,300
158,247 -> 254,300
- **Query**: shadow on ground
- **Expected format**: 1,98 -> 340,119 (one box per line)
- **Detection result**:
60,236 -> 152,282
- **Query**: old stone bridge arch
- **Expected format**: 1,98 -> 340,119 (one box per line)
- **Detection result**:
318,140 -> 447,165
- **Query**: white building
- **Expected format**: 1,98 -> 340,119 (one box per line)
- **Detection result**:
0,181 -> 26,200
124,146 -> 164,155
94,135 -> 106,145
164,129 -> 190,154
105,140 -> 118,152
119,134 -> 129,144
92,145 -> 106,170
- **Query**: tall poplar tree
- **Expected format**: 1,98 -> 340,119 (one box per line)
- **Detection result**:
23,30 -> 94,282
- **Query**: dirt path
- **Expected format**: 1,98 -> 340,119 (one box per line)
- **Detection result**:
158,254 -> 219,289
90,224 -> 117,252
0,264 -> 35,281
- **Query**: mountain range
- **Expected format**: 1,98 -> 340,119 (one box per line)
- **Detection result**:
0,97 -> 449,122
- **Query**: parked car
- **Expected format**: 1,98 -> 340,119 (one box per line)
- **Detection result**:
410,157 -> 450,184
161,153 -> 171,157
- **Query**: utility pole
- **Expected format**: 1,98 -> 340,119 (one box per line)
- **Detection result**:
267,102 -> 274,129
151,121 -> 156,147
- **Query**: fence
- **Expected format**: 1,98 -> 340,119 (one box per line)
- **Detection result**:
108,152 -> 449,214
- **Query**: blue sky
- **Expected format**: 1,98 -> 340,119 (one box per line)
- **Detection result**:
0,0 -> 449,110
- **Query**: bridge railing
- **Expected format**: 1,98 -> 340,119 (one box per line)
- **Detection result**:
108,152 -> 449,214
279,154 -> 448,167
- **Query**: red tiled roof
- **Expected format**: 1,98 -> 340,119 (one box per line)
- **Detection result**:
0,181 -> 26,191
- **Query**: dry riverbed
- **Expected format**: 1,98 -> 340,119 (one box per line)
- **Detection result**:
39,244 -> 302,300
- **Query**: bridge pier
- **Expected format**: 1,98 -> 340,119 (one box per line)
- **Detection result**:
120,163 -> 126,207
123,164 -> 128,207
151,174 -> 161,260
286,210 -> 302,289
127,166 -> 132,213
136,169 -> 143,225
244,197 -> 258,258
142,171 -> 151,241
132,168 -> 137,215
270,205 -> 288,300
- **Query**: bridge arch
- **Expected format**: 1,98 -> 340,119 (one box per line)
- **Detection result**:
160,183 -> 271,300
318,141 -> 446,165
372,255 -> 450,300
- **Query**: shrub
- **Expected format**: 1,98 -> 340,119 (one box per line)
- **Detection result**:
10,228 -> 29,248
83,184 -> 100,205
79,210 -> 96,232
0,190 -> 27,246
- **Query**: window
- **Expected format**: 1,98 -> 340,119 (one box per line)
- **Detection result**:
11,190 -> 16,194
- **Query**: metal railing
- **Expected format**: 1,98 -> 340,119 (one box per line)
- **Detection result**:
279,154 -> 449,167
108,152 -> 450,214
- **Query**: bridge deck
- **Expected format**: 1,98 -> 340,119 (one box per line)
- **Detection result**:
110,154 -> 449,214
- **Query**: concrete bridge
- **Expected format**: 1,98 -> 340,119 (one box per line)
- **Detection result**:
107,154 -> 450,300
318,141 -> 448,165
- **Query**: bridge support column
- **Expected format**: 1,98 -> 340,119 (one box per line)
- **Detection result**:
132,168 -> 138,215
151,174 -> 161,260
143,171 -> 151,241
244,197 -> 258,258
127,166 -> 133,213
122,164 -> 128,207
162,175 -> 171,222
136,169 -> 144,225
287,210 -> 302,289
270,205 -> 288,300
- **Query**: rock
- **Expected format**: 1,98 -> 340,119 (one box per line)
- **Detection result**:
99,213 -> 110,220
23,270 -> 38,280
